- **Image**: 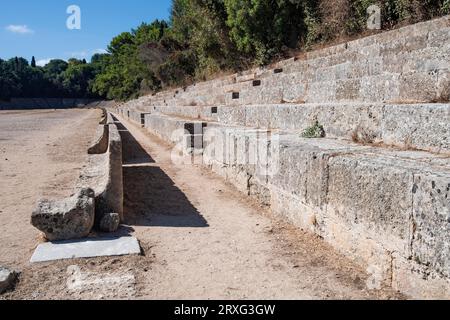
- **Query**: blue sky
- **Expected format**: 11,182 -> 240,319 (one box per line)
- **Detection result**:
0,0 -> 172,65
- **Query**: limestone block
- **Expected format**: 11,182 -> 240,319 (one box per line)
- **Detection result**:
0,267 -> 17,294
217,106 -> 246,126
335,62 -> 353,80
95,123 -> 123,222
335,79 -> 361,101
271,103 -> 383,142
270,137 -> 362,213
359,43 -> 381,58
144,114 -> 187,143
399,71 -> 439,102
380,32 -> 428,56
228,165 -> 250,194
88,125 -> 109,155
382,52 -> 407,74
411,172 -> 450,279
249,175 -> 271,206
428,26 -> 450,49
366,56 -> 384,76
283,59 -> 307,74
306,80 -> 336,103
314,66 -> 336,82
392,254 -> 450,300
198,106 -> 219,121
245,105 -> 273,129
30,237 -> 141,263
402,48 -> 450,74
321,209 -> 394,286
321,103 -> 383,141
328,50 -> 355,67
281,73 -> 306,103
269,185 -> 319,233
327,155 -> 413,254
270,105 -> 310,131
244,78 -> 283,104
381,104 -> 450,153
437,70 -> 450,102
31,188 -> 95,241
360,73 -> 400,102
99,212 -> 120,233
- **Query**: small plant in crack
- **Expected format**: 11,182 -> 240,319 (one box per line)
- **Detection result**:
351,126 -> 377,145
301,121 -> 326,138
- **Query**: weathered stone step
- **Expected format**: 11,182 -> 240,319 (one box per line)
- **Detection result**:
121,17 -> 450,108
118,110 -> 450,299
121,103 -> 450,155
203,126 -> 450,299
113,14 -> 450,299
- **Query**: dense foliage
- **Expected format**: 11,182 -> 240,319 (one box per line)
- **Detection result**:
2,0 -> 449,101
0,56 -> 102,100
91,0 -> 450,101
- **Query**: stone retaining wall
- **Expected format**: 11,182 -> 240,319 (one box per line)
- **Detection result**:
113,15 -> 450,299
83,113 -> 124,222
136,103 -> 449,154
31,111 -> 124,241
121,15 -> 450,109
115,108 -> 450,299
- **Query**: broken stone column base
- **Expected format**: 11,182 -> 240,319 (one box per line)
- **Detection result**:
31,188 -> 95,241
0,267 -> 18,294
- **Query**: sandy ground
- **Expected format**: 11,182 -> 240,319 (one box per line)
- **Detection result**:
118,115 -> 401,300
0,109 -> 102,268
1,110 -> 403,300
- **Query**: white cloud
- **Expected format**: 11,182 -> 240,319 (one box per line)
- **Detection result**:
68,51 -> 88,59
66,49 -> 108,61
6,25 -> 34,34
36,58 -> 53,67
92,49 -> 107,55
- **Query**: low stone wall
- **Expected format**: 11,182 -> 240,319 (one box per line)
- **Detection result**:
128,103 -> 450,155
32,111 -> 124,240
103,120 -> 124,221
141,113 -> 205,145
0,98 -> 116,110
126,109 -> 151,127
114,15 -> 450,299
82,113 -> 124,222
88,123 -> 109,155
120,109 -> 450,299
267,135 -> 450,298
121,15 -> 450,110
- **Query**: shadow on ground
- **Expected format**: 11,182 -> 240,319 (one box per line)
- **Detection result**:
116,117 -> 208,228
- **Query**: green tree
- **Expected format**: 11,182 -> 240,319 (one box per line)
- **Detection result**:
0,59 -> 20,100
171,0 -> 241,78
92,21 -> 172,100
86,0 -> 450,100
43,59 -> 68,75
62,63 -> 96,97
224,0 -> 306,64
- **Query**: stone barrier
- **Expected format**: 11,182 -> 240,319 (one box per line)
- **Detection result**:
115,15 -> 450,298
122,110 -> 450,299
31,112 -> 124,239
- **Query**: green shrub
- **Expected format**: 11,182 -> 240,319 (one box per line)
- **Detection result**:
301,121 -> 326,138
88,0 -> 450,101
443,0 -> 450,13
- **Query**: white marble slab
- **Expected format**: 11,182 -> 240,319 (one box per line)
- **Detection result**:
31,237 -> 141,263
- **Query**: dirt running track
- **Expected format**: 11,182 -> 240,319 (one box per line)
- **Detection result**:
0,109 -> 101,267
117,115 -> 401,300
1,109 -> 402,299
